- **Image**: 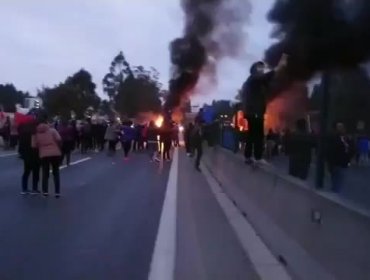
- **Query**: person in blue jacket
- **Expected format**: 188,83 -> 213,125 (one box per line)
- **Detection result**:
121,121 -> 135,160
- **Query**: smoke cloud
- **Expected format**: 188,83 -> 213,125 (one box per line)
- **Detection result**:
265,0 -> 370,80
165,0 -> 252,111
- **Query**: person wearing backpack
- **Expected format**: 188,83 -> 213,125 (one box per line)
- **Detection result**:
32,115 -> 62,198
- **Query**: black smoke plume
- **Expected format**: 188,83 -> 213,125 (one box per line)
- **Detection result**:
265,0 -> 370,80
165,0 -> 251,111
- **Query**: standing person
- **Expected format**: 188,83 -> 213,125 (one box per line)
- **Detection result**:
121,121 -> 135,160
91,121 -> 99,152
58,119 -> 75,166
184,123 -> 194,156
32,116 -> 62,198
147,121 -> 159,162
97,120 -> 107,151
172,125 -> 180,147
74,120 -> 81,151
288,119 -> 314,180
326,122 -> 351,193
132,125 -> 139,152
266,129 -> 276,159
192,120 -> 203,171
241,55 -> 287,165
18,120 -> 40,195
137,125 -> 145,150
160,122 -> 172,162
104,121 -> 119,156
142,124 -> 149,149
2,116 -> 11,149
10,118 -> 19,149
80,121 -> 91,154
357,135 -> 369,165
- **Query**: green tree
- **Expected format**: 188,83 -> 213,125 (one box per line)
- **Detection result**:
114,66 -> 162,117
98,100 -> 113,116
39,69 -> 101,119
0,84 -> 29,112
103,51 -> 132,101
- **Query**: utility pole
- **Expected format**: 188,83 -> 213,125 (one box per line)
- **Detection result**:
315,71 -> 331,189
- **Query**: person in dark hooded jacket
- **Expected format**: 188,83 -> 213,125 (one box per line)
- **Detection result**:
58,119 -> 75,166
18,120 -> 40,194
241,55 -> 287,164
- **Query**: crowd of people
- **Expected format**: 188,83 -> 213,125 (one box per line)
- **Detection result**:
1,113 -> 183,197
102,119 -> 179,162
0,116 -> 19,149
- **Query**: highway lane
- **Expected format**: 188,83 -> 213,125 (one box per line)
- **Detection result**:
0,152 -> 170,280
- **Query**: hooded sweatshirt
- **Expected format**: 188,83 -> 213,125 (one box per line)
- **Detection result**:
32,123 -> 62,158
241,62 -> 275,117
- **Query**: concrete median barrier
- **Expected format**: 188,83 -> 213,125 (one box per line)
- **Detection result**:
203,147 -> 370,280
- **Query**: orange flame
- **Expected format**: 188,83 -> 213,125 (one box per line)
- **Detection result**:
155,115 -> 164,128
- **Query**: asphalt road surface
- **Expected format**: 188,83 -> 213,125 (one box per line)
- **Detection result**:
0,149 -> 285,280
0,151 -> 170,280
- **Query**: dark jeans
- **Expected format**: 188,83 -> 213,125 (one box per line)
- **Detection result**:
108,140 -> 117,155
194,144 -> 203,168
81,136 -> 91,154
98,138 -> 105,151
122,141 -> 132,157
328,165 -> 346,193
41,156 -> 61,194
147,142 -> 158,159
22,158 -> 40,192
162,141 -> 171,160
185,137 -> 192,154
245,115 -> 264,160
10,135 -> 18,149
61,141 -> 73,166
289,157 -> 310,180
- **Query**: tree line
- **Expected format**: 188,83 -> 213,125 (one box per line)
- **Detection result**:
0,51 -> 164,119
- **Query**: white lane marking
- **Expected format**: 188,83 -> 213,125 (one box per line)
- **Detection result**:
148,148 -> 179,280
0,153 -> 17,158
202,163 -> 292,280
60,157 -> 92,170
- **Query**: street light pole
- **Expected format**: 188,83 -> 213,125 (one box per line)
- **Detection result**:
315,71 -> 331,189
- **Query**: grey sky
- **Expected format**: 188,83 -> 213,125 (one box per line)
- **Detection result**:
0,0 -> 274,102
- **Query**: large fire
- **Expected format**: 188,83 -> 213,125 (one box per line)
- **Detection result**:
233,82 -> 309,132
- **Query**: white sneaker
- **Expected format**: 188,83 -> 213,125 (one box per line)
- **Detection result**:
256,159 -> 268,165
